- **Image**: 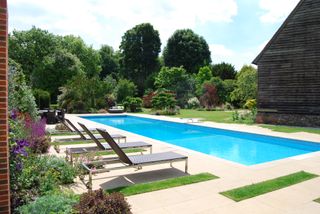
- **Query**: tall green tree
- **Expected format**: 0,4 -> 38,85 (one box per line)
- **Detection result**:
99,45 -> 120,79
120,23 -> 161,95
231,65 -> 257,107
9,27 -> 58,81
60,35 -> 101,77
211,62 -> 237,80
31,49 -> 84,101
163,29 -> 211,74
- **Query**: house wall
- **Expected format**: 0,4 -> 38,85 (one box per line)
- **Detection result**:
0,0 -> 9,213
255,0 -> 320,127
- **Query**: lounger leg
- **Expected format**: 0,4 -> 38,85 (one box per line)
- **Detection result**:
150,147 -> 152,154
70,154 -> 73,165
135,165 -> 142,171
170,161 -> 173,168
185,159 -> 188,173
88,171 -> 93,190
65,150 -> 69,162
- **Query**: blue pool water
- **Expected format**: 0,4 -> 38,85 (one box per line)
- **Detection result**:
81,115 -> 320,165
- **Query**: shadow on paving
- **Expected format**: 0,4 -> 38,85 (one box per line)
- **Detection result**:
99,168 -> 189,190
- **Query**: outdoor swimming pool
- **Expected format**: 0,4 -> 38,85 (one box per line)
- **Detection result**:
81,115 -> 320,165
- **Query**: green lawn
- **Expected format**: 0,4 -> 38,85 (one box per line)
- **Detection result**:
50,131 -> 99,136
314,198 -> 320,203
138,109 -> 320,134
220,171 -> 318,202
172,109 -> 235,123
50,131 -> 76,136
139,108 -> 235,123
106,172 -> 218,196
71,148 -> 145,156
51,141 -> 94,146
260,124 -> 320,134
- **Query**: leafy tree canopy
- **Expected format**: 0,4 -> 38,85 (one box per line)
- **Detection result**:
99,45 -> 120,79
196,66 -> 213,87
211,62 -> 237,80
155,66 -> 195,107
60,35 -> 101,77
231,65 -> 257,106
31,49 -> 84,101
120,23 -> 161,95
8,59 -> 38,119
114,79 -> 137,103
163,29 -> 211,74
58,73 -> 114,113
9,27 -> 58,82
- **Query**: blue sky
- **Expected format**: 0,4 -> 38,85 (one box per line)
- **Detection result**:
9,0 -> 300,70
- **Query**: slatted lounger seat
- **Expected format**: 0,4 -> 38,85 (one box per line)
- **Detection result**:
66,123 -> 151,164
97,128 -> 188,172
79,129 -> 188,189
66,141 -> 152,164
56,118 -> 126,143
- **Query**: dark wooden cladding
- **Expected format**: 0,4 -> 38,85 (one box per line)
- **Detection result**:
253,0 -> 320,127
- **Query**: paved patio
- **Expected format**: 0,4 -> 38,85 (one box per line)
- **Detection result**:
51,113 -> 320,214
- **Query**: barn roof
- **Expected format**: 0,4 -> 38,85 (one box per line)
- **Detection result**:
252,0 -> 305,65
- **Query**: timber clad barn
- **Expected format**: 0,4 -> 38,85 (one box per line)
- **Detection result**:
253,0 -> 320,127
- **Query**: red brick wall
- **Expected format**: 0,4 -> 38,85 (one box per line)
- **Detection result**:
0,0 -> 9,213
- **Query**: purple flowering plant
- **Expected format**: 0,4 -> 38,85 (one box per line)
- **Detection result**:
25,117 -> 50,154
9,110 -> 30,172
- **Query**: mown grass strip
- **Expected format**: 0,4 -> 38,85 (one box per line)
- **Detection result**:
220,171 -> 318,202
51,141 -> 94,146
314,198 -> 320,203
106,173 -> 218,196
50,132 -> 77,136
260,124 -> 320,134
71,148 -> 145,157
50,131 -> 100,136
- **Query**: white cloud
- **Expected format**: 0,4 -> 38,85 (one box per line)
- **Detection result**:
210,44 -> 235,60
259,0 -> 300,23
9,0 -> 238,49
209,43 -> 266,70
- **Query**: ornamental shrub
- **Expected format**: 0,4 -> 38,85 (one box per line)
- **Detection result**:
151,91 -> 176,110
142,91 -> 156,108
244,99 -> 257,110
74,189 -> 131,214
123,97 -> 142,112
106,94 -> 116,108
199,83 -> 219,109
16,155 -> 77,197
40,156 -> 77,184
18,191 -> 78,214
114,79 -> 137,103
187,97 -> 200,109
33,89 -> 51,109
8,59 -> 38,120
26,117 -> 51,154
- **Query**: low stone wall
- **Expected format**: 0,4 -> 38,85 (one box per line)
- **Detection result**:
256,112 -> 320,128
